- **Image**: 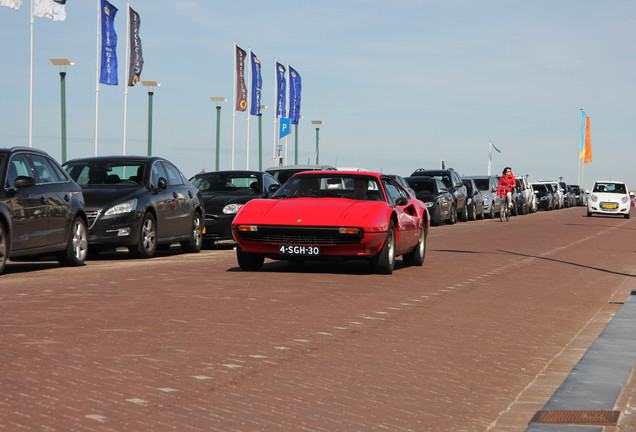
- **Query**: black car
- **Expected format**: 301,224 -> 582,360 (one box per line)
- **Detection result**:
462,178 -> 485,220
0,147 -> 88,274
531,183 -> 554,210
405,175 -> 455,225
63,156 -> 203,258
189,170 -> 280,247
568,184 -> 586,206
265,164 -> 337,184
410,168 -> 468,222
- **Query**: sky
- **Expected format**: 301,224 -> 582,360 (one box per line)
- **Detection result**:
1,0 -> 635,190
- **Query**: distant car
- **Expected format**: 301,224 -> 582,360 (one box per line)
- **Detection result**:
265,164 -> 337,184
462,178 -> 485,220
631,192 -> 635,208
514,176 -> 534,215
558,181 -> 575,208
537,181 -> 564,209
0,147 -> 88,274
232,171 -> 429,274
587,180 -> 630,218
190,170 -> 280,247
64,156 -> 204,258
410,168 -> 468,222
463,175 -> 501,219
568,184 -> 586,206
387,174 -> 416,198
531,183 -> 555,211
406,176 -> 455,225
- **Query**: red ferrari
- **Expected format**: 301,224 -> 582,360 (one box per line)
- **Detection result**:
232,171 -> 430,274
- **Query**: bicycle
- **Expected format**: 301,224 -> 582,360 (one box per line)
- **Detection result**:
499,187 -> 512,222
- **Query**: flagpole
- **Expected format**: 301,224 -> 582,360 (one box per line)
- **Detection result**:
122,0 -> 131,155
487,141 -> 492,175
94,0 -> 101,155
273,57 -> 278,164
29,0 -> 34,147
577,109 -> 582,185
232,42 -> 237,170
246,47 -> 251,170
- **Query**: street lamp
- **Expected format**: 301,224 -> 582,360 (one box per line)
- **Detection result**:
210,97 -> 226,170
311,120 -> 324,165
49,58 -> 75,163
141,81 -> 161,156
258,105 -> 266,170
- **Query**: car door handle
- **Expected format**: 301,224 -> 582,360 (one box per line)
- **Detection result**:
173,192 -> 178,199
64,194 -> 70,202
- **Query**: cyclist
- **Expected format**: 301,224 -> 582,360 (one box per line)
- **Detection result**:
497,167 -> 517,211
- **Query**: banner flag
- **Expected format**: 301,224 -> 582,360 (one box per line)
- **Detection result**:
127,6 -> 143,86
0,0 -> 22,10
34,0 -> 66,20
99,0 -> 118,85
289,66 -> 301,125
235,45 -> 247,111
280,118 -> 291,138
584,116 -> 592,163
276,62 -> 286,118
579,111 -> 587,160
250,52 -> 262,116
491,142 -> 502,153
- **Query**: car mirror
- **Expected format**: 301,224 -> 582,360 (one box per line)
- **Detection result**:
268,184 -> 280,194
13,176 -> 36,189
395,197 -> 408,206
157,177 -> 168,190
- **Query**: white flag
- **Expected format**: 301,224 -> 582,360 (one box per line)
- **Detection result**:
0,0 -> 22,10
33,0 -> 66,21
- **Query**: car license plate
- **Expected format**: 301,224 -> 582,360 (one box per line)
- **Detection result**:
278,245 -> 320,256
602,203 -> 618,209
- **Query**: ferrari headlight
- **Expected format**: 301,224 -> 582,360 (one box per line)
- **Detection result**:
223,203 -> 244,214
105,199 -> 137,216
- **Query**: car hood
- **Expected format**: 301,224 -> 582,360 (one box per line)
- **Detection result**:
591,192 -> 628,202
81,186 -> 146,211
415,193 -> 436,203
235,198 -> 386,227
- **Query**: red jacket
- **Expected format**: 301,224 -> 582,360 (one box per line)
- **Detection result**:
497,173 -> 517,197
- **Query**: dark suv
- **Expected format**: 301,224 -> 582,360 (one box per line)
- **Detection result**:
0,147 -> 88,274
410,168 -> 468,221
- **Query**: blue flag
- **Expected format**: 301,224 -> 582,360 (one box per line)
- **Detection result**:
250,52 -> 262,116
276,62 -> 286,118
99,0 -> 118,85
280,118 -> 291,138
289,66 -> 301,125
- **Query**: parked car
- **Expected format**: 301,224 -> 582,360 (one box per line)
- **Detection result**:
265,164 -> 337,184
557,181 -> 575,208
537,181 -> 564,208
232,171 -> 429,274
387,174 -> 416,198
531,183 -> 555,210
190,170 -> 279,247
410,168 -> 468,222
568,184 -> 586,206
0,147 -> 88,274
587,180 -> 631,218
63,156 -> 204,258
462,178 -> 485,220
406,176 -> 455,225
514,176 -> 534,215
463,175 -> 501,219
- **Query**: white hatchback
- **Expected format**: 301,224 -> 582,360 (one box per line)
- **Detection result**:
587,180 -> 631,218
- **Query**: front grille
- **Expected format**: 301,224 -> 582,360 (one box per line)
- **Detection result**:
86,210 -> 101,229
237,226 -> 363,245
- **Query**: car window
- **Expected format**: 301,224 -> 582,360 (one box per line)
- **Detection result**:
161,162 -> 185,186
407,179 -> 435,194
7,154 -> 32,188
29,154 -> 64,184
151,162 -> 168,188
382,178 -> 408,205
594,182 -> 626,194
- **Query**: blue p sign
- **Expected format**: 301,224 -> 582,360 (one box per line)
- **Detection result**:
279,118 -> 291,138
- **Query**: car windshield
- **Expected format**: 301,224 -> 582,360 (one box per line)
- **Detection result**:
64,160 -> 146,186
532,184 -> 547,192
191,173 -> 261,195
593,182 -> 626,194
407,179 -> 436,194
271,173 -> 383,201
472,179 -> 490,191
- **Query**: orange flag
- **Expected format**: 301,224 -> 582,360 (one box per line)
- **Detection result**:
584,116 -> 592,163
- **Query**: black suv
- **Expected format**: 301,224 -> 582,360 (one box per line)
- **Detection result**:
410,168 -> 468,222
0,147 -> 88,274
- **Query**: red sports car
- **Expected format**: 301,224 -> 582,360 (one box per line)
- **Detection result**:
232,171 -> 430,274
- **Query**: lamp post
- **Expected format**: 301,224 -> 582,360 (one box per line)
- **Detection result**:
258,105 -> 266,171
311,120 -> 324,165
49,58 -> 74,163
141,81 -> 161,156
210,97 -> 226,170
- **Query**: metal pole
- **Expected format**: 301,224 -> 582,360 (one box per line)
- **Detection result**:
215,105 -> 221,171
60,71 -> 67,162
147,91 -> 154,156
258,113 -> 263,171
294,124 -> 298,164
315,127 -> 320,165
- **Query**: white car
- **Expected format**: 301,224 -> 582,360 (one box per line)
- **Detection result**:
587,180 -> 631,219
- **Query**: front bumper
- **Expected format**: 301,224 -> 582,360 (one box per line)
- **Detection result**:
203,213 -> 234,241
86,210 -> 142,247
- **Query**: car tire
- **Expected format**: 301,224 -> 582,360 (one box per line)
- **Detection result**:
57,217 -> 88,267
181,211 -> 203,253
470,204 -> 477,221
587,210 -> 592,217
430,207 -> 441,226
447,205 -> 457,225
236,246 -> 265,271
625,213 -> 630,219
403,226 -> 425,267
0,222 -> 7,275
371,221 -> 396,274
130,212 -> 157,258
459,206 -> 468,222
479,205 -> 485,220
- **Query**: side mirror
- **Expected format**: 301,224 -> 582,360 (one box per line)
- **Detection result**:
395,197 -> 408,206
13,176 -> 36,189
268,184 -> 280,194
157,177 -> 168,190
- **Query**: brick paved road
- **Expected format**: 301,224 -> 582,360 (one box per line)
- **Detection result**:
1,208 -> 635,431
